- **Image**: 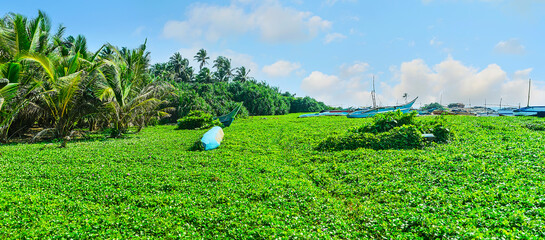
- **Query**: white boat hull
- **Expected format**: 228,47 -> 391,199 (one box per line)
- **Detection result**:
347,97 -> 418,118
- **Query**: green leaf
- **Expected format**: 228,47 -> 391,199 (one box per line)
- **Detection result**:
20,52 -> 56,82
0,62 -> 22,86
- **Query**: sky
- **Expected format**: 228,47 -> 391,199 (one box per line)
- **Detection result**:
3,0 -> 545,108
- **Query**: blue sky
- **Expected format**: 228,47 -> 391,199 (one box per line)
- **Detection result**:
3,0 -> 545,108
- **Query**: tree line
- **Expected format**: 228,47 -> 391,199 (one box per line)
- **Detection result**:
0,11 -> 328,143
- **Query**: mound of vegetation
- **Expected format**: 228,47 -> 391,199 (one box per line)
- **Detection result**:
177,110 -> 222,130
524,121 -> 545,131
316,111 -> 452,151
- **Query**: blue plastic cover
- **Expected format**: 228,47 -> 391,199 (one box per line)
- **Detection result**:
201,126 -> 223,150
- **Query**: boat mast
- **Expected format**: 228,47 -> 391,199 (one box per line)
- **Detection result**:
371,75 -> 377,108
527,78 -> 531,107
485,99 -> 487,115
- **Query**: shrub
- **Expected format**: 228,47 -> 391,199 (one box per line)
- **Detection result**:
316,125 -> 422,151
419,115 -> 452,143
317,110 -> 452,151
377,125 -> 423,149
354,110 -> 418,134
524,121 -> 545,131
177,110 -> 222,130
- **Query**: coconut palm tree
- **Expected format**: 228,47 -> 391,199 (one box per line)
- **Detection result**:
213,56 -> 232,82
0,11 -> 74,142
194,48 -> 209,71
168,52 -> 192,82
0,11 -> 53,63
97,42 -> 172,137
234,66 -> 251,83
20,37 -> 104,141
150,62 -> 170,79
195,67 -> 213,83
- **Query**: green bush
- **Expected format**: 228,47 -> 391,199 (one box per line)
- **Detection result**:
524,121 -> 545,131
316,125 -> 422,151
377,125 -> 423,149
317,110 -> 452,151
354,110 -> 418,134
420,115 -> 452,143
176,110 -> 222,130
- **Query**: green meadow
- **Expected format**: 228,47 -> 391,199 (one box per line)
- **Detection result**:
1,114 -> 545,238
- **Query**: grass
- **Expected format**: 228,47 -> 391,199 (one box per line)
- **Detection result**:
1,114 -> 545,238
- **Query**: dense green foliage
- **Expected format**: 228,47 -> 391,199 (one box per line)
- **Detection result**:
177,110 -> 222,130
317,111 -> 452,151
0,11 -> 328,143
0,11 -> 172,141
153,55 -> 329,120
288,96 -> 329,113
1,115 -> 545,238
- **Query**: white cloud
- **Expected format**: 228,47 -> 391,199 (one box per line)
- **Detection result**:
262,60 -> 301,77
430,37 -> 443,46
132,26 -> 146,36
324,0 -> 358,6
340,61 -> 369,78
253,5 -> 331,43
163,1 -> 331,43
301,57 -> 541,108
301,62 -> 374,107
220,49 -> 260,74
387,57 -> 541,107
302,71 -> 341,92
324,33 -> 347,44
494,38 -> 526,55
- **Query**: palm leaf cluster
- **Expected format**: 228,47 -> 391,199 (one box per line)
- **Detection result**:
0,11 -> 173,142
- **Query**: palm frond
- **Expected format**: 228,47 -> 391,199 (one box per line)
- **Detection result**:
66,52 -> 80,75
0,62 -> 21,83
28,17 -> 42,53
20,52 -> 55,81
56,71 -> 82,118
12,14 -> 31,54
0,83 -> 18,105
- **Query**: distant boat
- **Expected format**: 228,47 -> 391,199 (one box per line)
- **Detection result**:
498,107 -> 517,116
347,97 -> 418,118
513,78 -> 545,117
298,108 -> 369,118
513,106 -> 545,117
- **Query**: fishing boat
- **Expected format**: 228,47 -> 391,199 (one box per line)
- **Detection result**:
347,97 -> 418,118
513,78 -> 545,117
498,107 -> 517,116
513,106 -> 545,117
298,107 -> 368,118
346,75 -> 418,118
214,102 -> 243,127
